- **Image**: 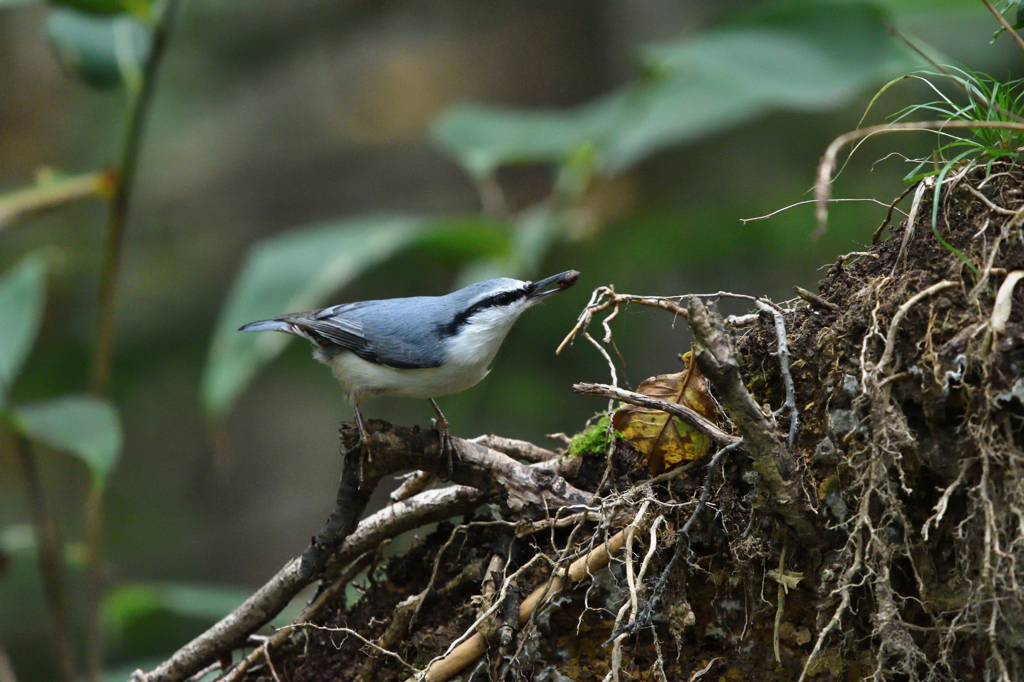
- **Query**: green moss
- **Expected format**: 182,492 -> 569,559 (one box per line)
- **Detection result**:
567,415 -> 616,458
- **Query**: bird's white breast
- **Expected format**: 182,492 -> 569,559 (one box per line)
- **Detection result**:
323,306 -> 522,403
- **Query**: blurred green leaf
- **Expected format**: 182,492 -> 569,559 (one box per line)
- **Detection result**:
202,214 -> 511,418
432,2 -> 914,176
603,77 -> 769,173
47,7 -> 151,89
102,582 -> 253,636
0,254 -> 46,404
643,4 -> 907,101
454,205 -> 566,289
12,396 -> 123,487
431,98 -> 627,179
414,216 -> 512,260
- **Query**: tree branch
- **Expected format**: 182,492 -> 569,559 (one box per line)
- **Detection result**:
469,434 -> 559,463
133,422 -> 589,682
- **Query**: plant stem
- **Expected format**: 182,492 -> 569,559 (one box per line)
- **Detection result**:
11,433 -> 77,682
90,0 -> 182,395
85,2 -> 183,679
82,481 -> 106,682
981,0 -> 1024,53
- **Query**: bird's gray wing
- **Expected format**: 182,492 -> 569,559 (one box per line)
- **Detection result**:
283,300 -> 445,370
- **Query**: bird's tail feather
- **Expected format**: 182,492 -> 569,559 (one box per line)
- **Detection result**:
238,319 -> 291,333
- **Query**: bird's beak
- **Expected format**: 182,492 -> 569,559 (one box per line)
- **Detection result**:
526,270 -> 580,299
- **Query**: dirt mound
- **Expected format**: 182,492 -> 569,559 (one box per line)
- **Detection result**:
243,165 -> 1023,682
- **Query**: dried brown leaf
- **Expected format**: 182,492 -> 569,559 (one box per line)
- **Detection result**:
611,351 -> 716,474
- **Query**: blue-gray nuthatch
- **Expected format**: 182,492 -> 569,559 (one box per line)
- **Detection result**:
239,270 -> 579,452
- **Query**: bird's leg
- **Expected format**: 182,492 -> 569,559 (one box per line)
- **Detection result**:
428,398 -> 454,478
352,404 -> 371,481
352,403 -> 369,447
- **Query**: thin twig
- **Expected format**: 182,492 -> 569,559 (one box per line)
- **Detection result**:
793,286 -> 839,313
739,197 -> 906,224
260,645 -> 281,682
756,300 -> 799,449
877,281 -> 957,375
557,288 -> 689,356
409,525 -> 467,628
584,332 -> 618,397
773,541 -> 788,664
872,182 -> 917,244
295,623 -> 421,674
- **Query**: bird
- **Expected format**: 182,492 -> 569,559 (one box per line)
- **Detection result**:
238,270 -> 580,465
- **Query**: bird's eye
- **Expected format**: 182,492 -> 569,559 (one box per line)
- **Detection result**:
492,291 -> 517,306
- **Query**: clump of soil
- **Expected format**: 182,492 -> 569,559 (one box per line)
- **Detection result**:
243,164 -> 1023,682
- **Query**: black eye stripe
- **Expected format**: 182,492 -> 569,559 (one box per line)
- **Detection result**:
495,289 -> 525,306
436,287 -> 528,338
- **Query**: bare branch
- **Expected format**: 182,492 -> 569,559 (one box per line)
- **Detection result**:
469,435 -> 559,463
133,421 -> 594,682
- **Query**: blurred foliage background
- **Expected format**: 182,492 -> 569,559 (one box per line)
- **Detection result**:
0,0 -> 1021,680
